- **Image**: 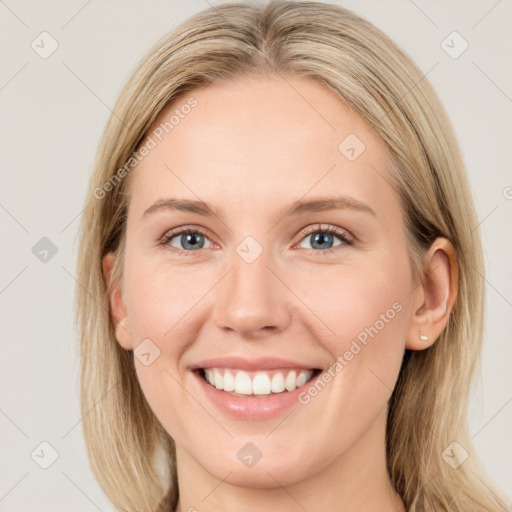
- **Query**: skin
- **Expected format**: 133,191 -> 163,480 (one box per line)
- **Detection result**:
103,74 -> 458,512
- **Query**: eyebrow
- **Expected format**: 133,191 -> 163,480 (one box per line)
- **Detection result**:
142,195 -> 376,220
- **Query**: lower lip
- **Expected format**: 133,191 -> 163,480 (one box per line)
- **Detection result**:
192,370 -> 320,420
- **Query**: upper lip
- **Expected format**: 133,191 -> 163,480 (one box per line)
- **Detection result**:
190,356 -> 319,371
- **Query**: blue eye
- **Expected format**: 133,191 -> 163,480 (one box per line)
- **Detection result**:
160,224 -> 353,256
296,225 -> 353,254
161,229 -> 213,254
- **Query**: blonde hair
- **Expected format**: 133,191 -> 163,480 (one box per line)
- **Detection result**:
75,1 -> 510,511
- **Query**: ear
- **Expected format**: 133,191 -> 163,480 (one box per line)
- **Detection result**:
406,237 -> 458,350
102,252 -> 133,350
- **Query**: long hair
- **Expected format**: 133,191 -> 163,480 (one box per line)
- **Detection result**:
75,1 -> 510,510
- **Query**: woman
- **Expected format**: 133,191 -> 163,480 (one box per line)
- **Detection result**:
75,1 -> 510,510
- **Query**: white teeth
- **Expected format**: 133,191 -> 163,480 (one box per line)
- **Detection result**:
205,368 -> 215,386
285,370 -> 297,391
213,368 -> 223,389
223,370 -> 235,391
252,372 -> 271,395
235,371 -> 253,395
271,372 -> 285,393
202,368 -> 314,396
295,371 -> 308,388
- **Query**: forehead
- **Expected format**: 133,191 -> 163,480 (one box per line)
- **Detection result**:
127,75 -> 398,223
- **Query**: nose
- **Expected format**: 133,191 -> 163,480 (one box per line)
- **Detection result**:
211,248 -> 292,340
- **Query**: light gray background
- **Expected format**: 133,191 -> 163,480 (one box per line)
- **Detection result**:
1,1 -> 511,510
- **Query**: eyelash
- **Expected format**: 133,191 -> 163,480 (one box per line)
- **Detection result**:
160,224 -> 354,257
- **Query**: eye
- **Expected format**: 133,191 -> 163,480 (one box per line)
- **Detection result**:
160,227 -> 214,255
160,224 -> 354,256
295,224 -> 354,255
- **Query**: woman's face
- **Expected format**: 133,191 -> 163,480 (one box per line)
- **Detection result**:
107,75 -> 421,487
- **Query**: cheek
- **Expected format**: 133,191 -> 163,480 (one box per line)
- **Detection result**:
290,251 -> 412,421
295,253 -> 411,356
124,256 -> 204,349
278,258 -> 411,468
121,258 -> 219,434
123,268 -> 198,446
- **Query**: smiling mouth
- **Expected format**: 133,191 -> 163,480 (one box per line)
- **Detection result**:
197,367 -> 321,397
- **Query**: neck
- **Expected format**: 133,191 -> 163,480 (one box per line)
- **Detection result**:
173,406 -> 405,512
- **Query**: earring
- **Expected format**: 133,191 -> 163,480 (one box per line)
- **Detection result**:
419,330 -> 428,341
